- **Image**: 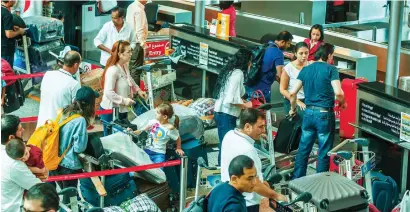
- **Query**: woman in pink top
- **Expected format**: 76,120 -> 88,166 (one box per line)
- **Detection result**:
220,1 -> 236,37
304,24 -> 324,61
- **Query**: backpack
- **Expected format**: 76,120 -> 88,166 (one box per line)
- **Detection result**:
245,43 -> 277,86
370,171 -> 399,212
27,112 -> 81,171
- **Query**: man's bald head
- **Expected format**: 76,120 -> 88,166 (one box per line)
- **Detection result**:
63,51 -> 81,68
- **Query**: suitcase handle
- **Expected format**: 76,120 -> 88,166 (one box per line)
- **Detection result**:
45,30 -> 58,39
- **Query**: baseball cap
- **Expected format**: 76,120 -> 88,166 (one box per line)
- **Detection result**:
76,86 -> 99,104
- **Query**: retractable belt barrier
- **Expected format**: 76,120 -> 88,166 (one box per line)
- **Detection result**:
46,160 -> 181,182
19,109 -> 113,123
2,72 -> 46,80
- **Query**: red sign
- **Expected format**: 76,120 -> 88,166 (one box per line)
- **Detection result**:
146,40 -> 170,58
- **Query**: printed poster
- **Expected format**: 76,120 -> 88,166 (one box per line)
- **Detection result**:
199,42 -> 209,66
401,112 -> 410,142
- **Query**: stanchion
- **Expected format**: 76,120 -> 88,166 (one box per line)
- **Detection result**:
179,156 -> 188,212
100,176 -> 105,208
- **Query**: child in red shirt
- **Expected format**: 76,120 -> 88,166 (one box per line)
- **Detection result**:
5,138 -> 48,181
304,24 -> 324,61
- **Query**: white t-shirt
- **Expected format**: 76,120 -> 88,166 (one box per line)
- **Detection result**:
93,21 -> 137,66
1,145 -> 41,212
37,69 -> 81,128
283,62 -> 305,99
214,69 -> 246,117
221,129 -> 263,207
145,119 -> 180,154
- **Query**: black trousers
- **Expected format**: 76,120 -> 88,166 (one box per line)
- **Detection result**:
129,43 -> 145,84
247,204 -> 260,212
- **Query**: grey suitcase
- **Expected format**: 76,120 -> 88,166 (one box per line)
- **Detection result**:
289,172 -> 369,212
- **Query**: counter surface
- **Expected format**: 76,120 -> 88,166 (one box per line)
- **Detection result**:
169,23 -> 259,49
358,81 -> 410,106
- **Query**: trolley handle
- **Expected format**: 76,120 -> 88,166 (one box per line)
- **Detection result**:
270,192 -> 312,210
328,138 -> 370,156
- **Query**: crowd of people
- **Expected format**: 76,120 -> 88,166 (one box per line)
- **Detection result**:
210,24 -> 346,211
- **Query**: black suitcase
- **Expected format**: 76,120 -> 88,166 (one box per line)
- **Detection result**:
23,16 -> 64,43
274,115 -> 302,154
135,179 -> 173,211
289,172 -> 369,212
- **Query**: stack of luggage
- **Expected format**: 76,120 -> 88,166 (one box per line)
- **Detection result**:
14,16 -> 65,85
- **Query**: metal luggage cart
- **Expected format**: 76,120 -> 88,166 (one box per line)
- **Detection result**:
257,103 -> 318,176
327,138 -> 376,202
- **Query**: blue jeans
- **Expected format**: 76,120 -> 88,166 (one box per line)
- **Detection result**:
99,106 -> 127,136
144,149 -> 166,169
292,108 -> 335,179
245,86 -> 271,103
283,98 -> 305,118
214,112 -> 237,165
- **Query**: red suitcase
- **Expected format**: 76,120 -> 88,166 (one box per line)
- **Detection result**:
339,79 -> 367,139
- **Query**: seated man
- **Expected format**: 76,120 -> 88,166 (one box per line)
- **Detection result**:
23,183 -> 59,212
221,108 -> 287,212
1,115 -> 42,212
208,155 -> 257,212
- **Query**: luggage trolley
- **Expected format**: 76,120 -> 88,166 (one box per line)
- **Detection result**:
327,138 -> 376,202
135,59 -> 177,110
257,103 -> 318,176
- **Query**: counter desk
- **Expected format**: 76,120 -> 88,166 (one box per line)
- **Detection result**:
169,23 -> 259,97
354,82 -> 410,196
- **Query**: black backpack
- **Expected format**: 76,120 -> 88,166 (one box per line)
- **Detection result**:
245,43 -> 277,86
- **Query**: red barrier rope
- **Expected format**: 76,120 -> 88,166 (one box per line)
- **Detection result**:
2,72 -> 46,80
47,160 -> 181,182
19,109 -> 114,123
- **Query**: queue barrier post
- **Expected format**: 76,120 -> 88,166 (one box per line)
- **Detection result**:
179,156 -> 188,212
100,176 -> 106,208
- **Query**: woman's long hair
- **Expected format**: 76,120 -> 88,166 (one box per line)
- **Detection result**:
213,48 -> 252,99
62,99 -> 96,127
101,40 -> 131,89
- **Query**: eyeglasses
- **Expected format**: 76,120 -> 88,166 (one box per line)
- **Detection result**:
20,205 -> 47,212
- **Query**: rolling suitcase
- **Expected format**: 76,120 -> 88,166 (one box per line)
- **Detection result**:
23,16 -> 64,43
339,79 -> 366,139
274,115 -> 302,154
289,172 -> 369,211
135,178 -> 173,211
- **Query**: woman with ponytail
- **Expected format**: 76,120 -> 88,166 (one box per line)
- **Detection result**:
100,40 -> 147,135
50,86 -> 99,202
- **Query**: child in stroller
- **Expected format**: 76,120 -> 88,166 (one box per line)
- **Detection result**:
133,103 -> 184,164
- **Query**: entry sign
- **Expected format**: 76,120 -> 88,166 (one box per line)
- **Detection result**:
146,40 -> 170,58
199,42 -> 209,66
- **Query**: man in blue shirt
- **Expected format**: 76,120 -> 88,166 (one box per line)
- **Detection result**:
247,31 -> 293,103
208,155 -> 257,212
288,43 -> 346,179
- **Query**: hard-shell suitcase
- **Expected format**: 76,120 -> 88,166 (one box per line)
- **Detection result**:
274,115 -> 302,154
339,79 -> 366,139
23,16 -> 64,43
289,172 -> 369,211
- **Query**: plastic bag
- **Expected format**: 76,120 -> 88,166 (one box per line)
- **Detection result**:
393,190 -> 410,212
100,133 -> 166,184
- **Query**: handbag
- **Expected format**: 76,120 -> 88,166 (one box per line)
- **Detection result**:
250,90 -> 266,109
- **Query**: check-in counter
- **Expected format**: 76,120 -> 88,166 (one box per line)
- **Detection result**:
354,82 -> 410,195
169,23 -> 259,97
290,35 -> 377,81
158,5 -> 192,24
